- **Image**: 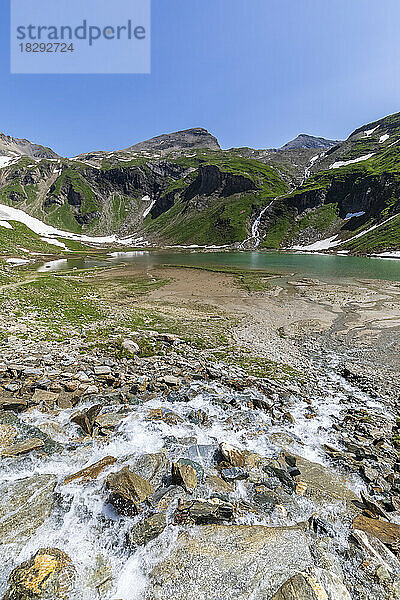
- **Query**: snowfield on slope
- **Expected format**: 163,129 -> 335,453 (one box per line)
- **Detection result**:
329,154 -> 374,169
0,203 -> 147,247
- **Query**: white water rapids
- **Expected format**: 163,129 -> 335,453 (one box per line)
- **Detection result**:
0,353 -> 391,598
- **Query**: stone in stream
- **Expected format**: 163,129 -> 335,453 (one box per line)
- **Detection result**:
0,410 -> 61,455
131,452 -> 170,489
70,404 -> 102,436
147,408 -> 183,425
0,397 -> 27,412
270,570 -> 351,600
3,547 -> 76,600
64,456 -> 117,484
127,513 -> 167,548
105,466 -> 154,516
353,515 -> 400,550
174,498 -> 234,525
0,474 -> 56,546
352,528 -> 400,575
293,456 -> 360,511
31,389 -> 59,409
1,437 -> 45,456
146,524 -> 313,600
220,442 -> 261,469
171,461 -> 197,492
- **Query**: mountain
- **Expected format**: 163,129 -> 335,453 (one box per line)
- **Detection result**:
280,134 -> 341,150
0,132 -> 59,161
124,128 -> 220,154
0,114 -> 400,253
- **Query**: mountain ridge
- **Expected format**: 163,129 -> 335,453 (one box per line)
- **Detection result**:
0,111 -> 400,254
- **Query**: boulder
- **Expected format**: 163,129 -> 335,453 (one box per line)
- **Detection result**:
1,437 -> 44,457
122,339 -> 140,354
171,461 -> 197,492
294,456 -> 359,510
270,573 -> 323,599
31,389 -> 59,409
3,548 -> 76,599
174,498 -> 234,525
127,513 -> 167,548
270,570 -> 351,600
220,442 -> 261,469
146,525 -> 313,600
353,515 -> 400,550
105,466 -> 154,516
147,408 -> 183,425
0,474 -> 56,546
131,452 -> 170,489
0,398 -> 27,412
70,404 -> 102,436
64,456 -> 117,484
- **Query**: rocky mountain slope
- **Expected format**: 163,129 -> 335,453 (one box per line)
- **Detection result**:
0,114 -> 400,252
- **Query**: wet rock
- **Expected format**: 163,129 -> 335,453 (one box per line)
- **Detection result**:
127,513 -> 167,548
3,547 -> 76,600
0,411 -> 60,455
147,408 -> 184,425
106,466 -> 154,516
188,408 -> 209,426
70,404 -> 102,436
185,444 -> 218,465
0,398 -> 27,412
352,528 -> 400,575
147,524 -> 313,599
270,573 -> 324,599
31,389 -> 59,409
94,413 -> 125,435
294,456 -> 360,510
360,490 -> 390,520
353,515 -> 400,551
205,473 -> 233,494
1,437 -> 45,457
0,475 -> 56,546
151,485 -> 189,513
171,461 -> 198,492
158,375 -> 179,386
174,498 -> 234,525
271,570 -> 351,600
220,442 -> 261,469
131,452 -> 170,489
221,466 -> 248,481
64,456 -> 117,484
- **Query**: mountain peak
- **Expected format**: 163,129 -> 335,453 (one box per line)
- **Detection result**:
0,131 -> 59,159
280,134 -> 341,151
124,128 -> 220,154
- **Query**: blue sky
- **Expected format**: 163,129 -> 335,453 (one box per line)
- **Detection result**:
1,0 -> 400,156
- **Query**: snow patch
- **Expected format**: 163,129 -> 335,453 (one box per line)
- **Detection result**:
142,196 -> 156,218
379,134 -> 389,143
330,154 -> 374,169
292,235 -> 340,251
40,237 -> 70,250
0,156 -> 19,169
0,220 -> 13,229
0,203 -> 148,247
364,127 -> 378,137
5,258 -> 29,266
